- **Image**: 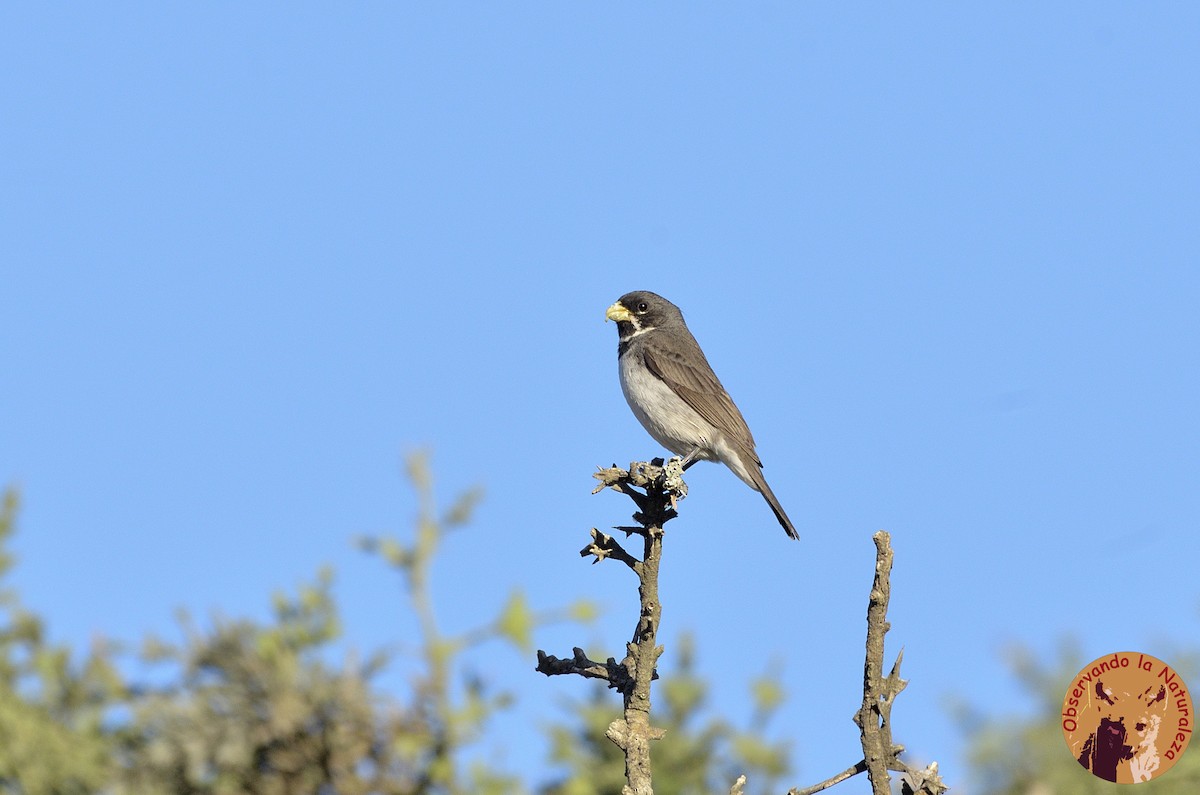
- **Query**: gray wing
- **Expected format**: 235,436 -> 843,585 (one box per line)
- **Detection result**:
640,333 -> 760,461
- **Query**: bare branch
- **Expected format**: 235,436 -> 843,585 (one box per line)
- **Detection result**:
579,528 -> 641,571
852,531 -> 948,795
853,530 -> 899,794
789,759 -> 868,795
901,761 -> 946,795
547,472 -> 950,795
793,531 -> 948,795
535,648 -> 633,690
537,458 -> 685,795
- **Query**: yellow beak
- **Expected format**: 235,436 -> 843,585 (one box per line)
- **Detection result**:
605,302 -> 633,323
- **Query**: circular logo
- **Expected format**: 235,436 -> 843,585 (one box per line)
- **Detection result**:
1062,651 -> 1193,783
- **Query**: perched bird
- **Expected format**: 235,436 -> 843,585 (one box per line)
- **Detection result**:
605,290 -> 798,540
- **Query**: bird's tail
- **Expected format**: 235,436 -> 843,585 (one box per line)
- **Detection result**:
723,445 -> 799,541
757,474 -> 799,541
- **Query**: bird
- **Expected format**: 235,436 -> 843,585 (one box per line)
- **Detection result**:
605,290 -> 798,540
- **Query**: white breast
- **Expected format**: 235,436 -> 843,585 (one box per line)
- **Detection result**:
619,351 -> 717,460
617,350 -> 760,489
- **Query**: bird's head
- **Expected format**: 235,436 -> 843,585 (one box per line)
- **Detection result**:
605,291 -> 683,337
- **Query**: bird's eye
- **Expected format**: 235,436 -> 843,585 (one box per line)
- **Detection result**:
637,302 -> 648,312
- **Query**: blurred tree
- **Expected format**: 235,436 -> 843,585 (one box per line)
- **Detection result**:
0,458 -> 809,795
0,453 -> 596,795
956,642 -> 1200,794
539,634 -> 791,795
113,451 -> 587,795
0,486 -> 123,795
113,569 -> 425,795
353,450 -> 597,795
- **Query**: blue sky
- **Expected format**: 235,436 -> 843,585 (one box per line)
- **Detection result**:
3,3 -> 1199,791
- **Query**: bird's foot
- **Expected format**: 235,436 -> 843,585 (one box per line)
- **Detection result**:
678,446 -> 704,471
663,457 -> 688,507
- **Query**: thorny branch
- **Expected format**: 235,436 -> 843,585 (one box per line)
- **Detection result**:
790,531 -> 946,795
537,463 -> 947,795
535,458 -> 684,795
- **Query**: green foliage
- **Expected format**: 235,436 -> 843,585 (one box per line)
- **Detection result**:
114,575 -> 421,795
497,591 -> 534,652
540,635 -> 791,795
354,451 -> 575,794
0,487 -> 120,795
0,461 -> 592,795
15,464 -> 1200,795
957,642 -> 1200,794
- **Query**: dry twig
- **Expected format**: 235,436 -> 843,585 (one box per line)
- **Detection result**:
788,531 -> 947,795
536,458 -> 685,795
538,465 -> 947,795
